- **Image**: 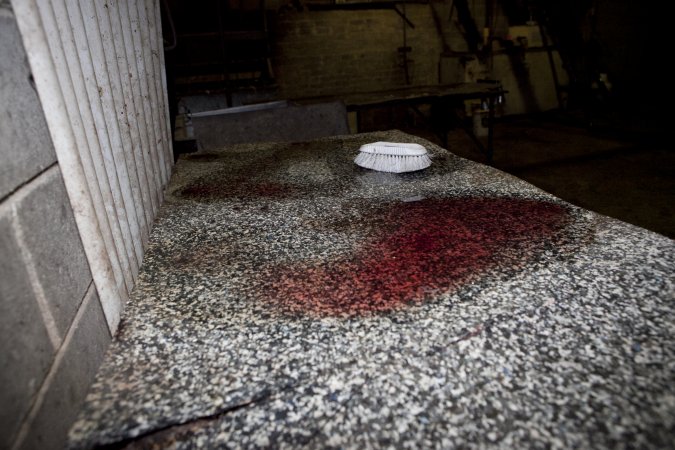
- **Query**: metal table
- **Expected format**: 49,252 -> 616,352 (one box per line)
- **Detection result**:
295,82 -> 506,163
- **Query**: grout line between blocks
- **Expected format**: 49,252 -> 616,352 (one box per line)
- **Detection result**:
9,167 -> 63,350
0,162 -> 58,205
11,280 -> 98,450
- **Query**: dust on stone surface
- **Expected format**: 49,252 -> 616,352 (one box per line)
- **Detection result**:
174,139 -> 451,202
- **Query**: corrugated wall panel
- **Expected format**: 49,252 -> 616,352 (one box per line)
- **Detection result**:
11,0 -> 173,334
50,0 -> 132,295
150,0 -> 174,183
64,0 -> 140,285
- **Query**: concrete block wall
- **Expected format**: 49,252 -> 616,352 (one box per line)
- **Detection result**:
273,6 -> 444,98
272,3 -> 563,115
0,5 -> 111,449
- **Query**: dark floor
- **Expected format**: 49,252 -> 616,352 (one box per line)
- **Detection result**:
393,112 -> 675,239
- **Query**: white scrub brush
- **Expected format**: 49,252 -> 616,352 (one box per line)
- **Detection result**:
354,142 -> 432,173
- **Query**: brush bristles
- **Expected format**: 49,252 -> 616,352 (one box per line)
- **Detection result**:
354,142 -> 432,173
354,151 -> 432,173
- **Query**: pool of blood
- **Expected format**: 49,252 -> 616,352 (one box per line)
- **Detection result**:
266,197 -> 570,317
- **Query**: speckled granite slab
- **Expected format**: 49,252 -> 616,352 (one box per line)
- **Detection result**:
69,131 -> 675,449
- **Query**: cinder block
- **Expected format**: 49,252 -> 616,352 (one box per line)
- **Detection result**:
15,168 -> 92,336
19,288 -> 111,450
0,9 -> 57,199
0,210 -> 55,449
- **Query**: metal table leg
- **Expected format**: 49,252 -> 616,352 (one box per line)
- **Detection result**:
486,95 -> 495,164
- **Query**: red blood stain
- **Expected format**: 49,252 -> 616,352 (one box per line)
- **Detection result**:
266,198 -> 570,317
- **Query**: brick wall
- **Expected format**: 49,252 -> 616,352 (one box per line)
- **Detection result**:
0,6 -> 111,449
272,4 -> 563,116
273,6 -> 444,98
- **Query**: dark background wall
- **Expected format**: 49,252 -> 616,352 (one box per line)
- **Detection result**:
273,6 -> 443,98
163,0 -> 665,129
593,0 -> 666,122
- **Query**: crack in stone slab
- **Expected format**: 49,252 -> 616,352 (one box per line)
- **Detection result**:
96,387 -> 289,449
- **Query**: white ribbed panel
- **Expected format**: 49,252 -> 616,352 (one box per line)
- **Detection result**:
11,0 -> 173,334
